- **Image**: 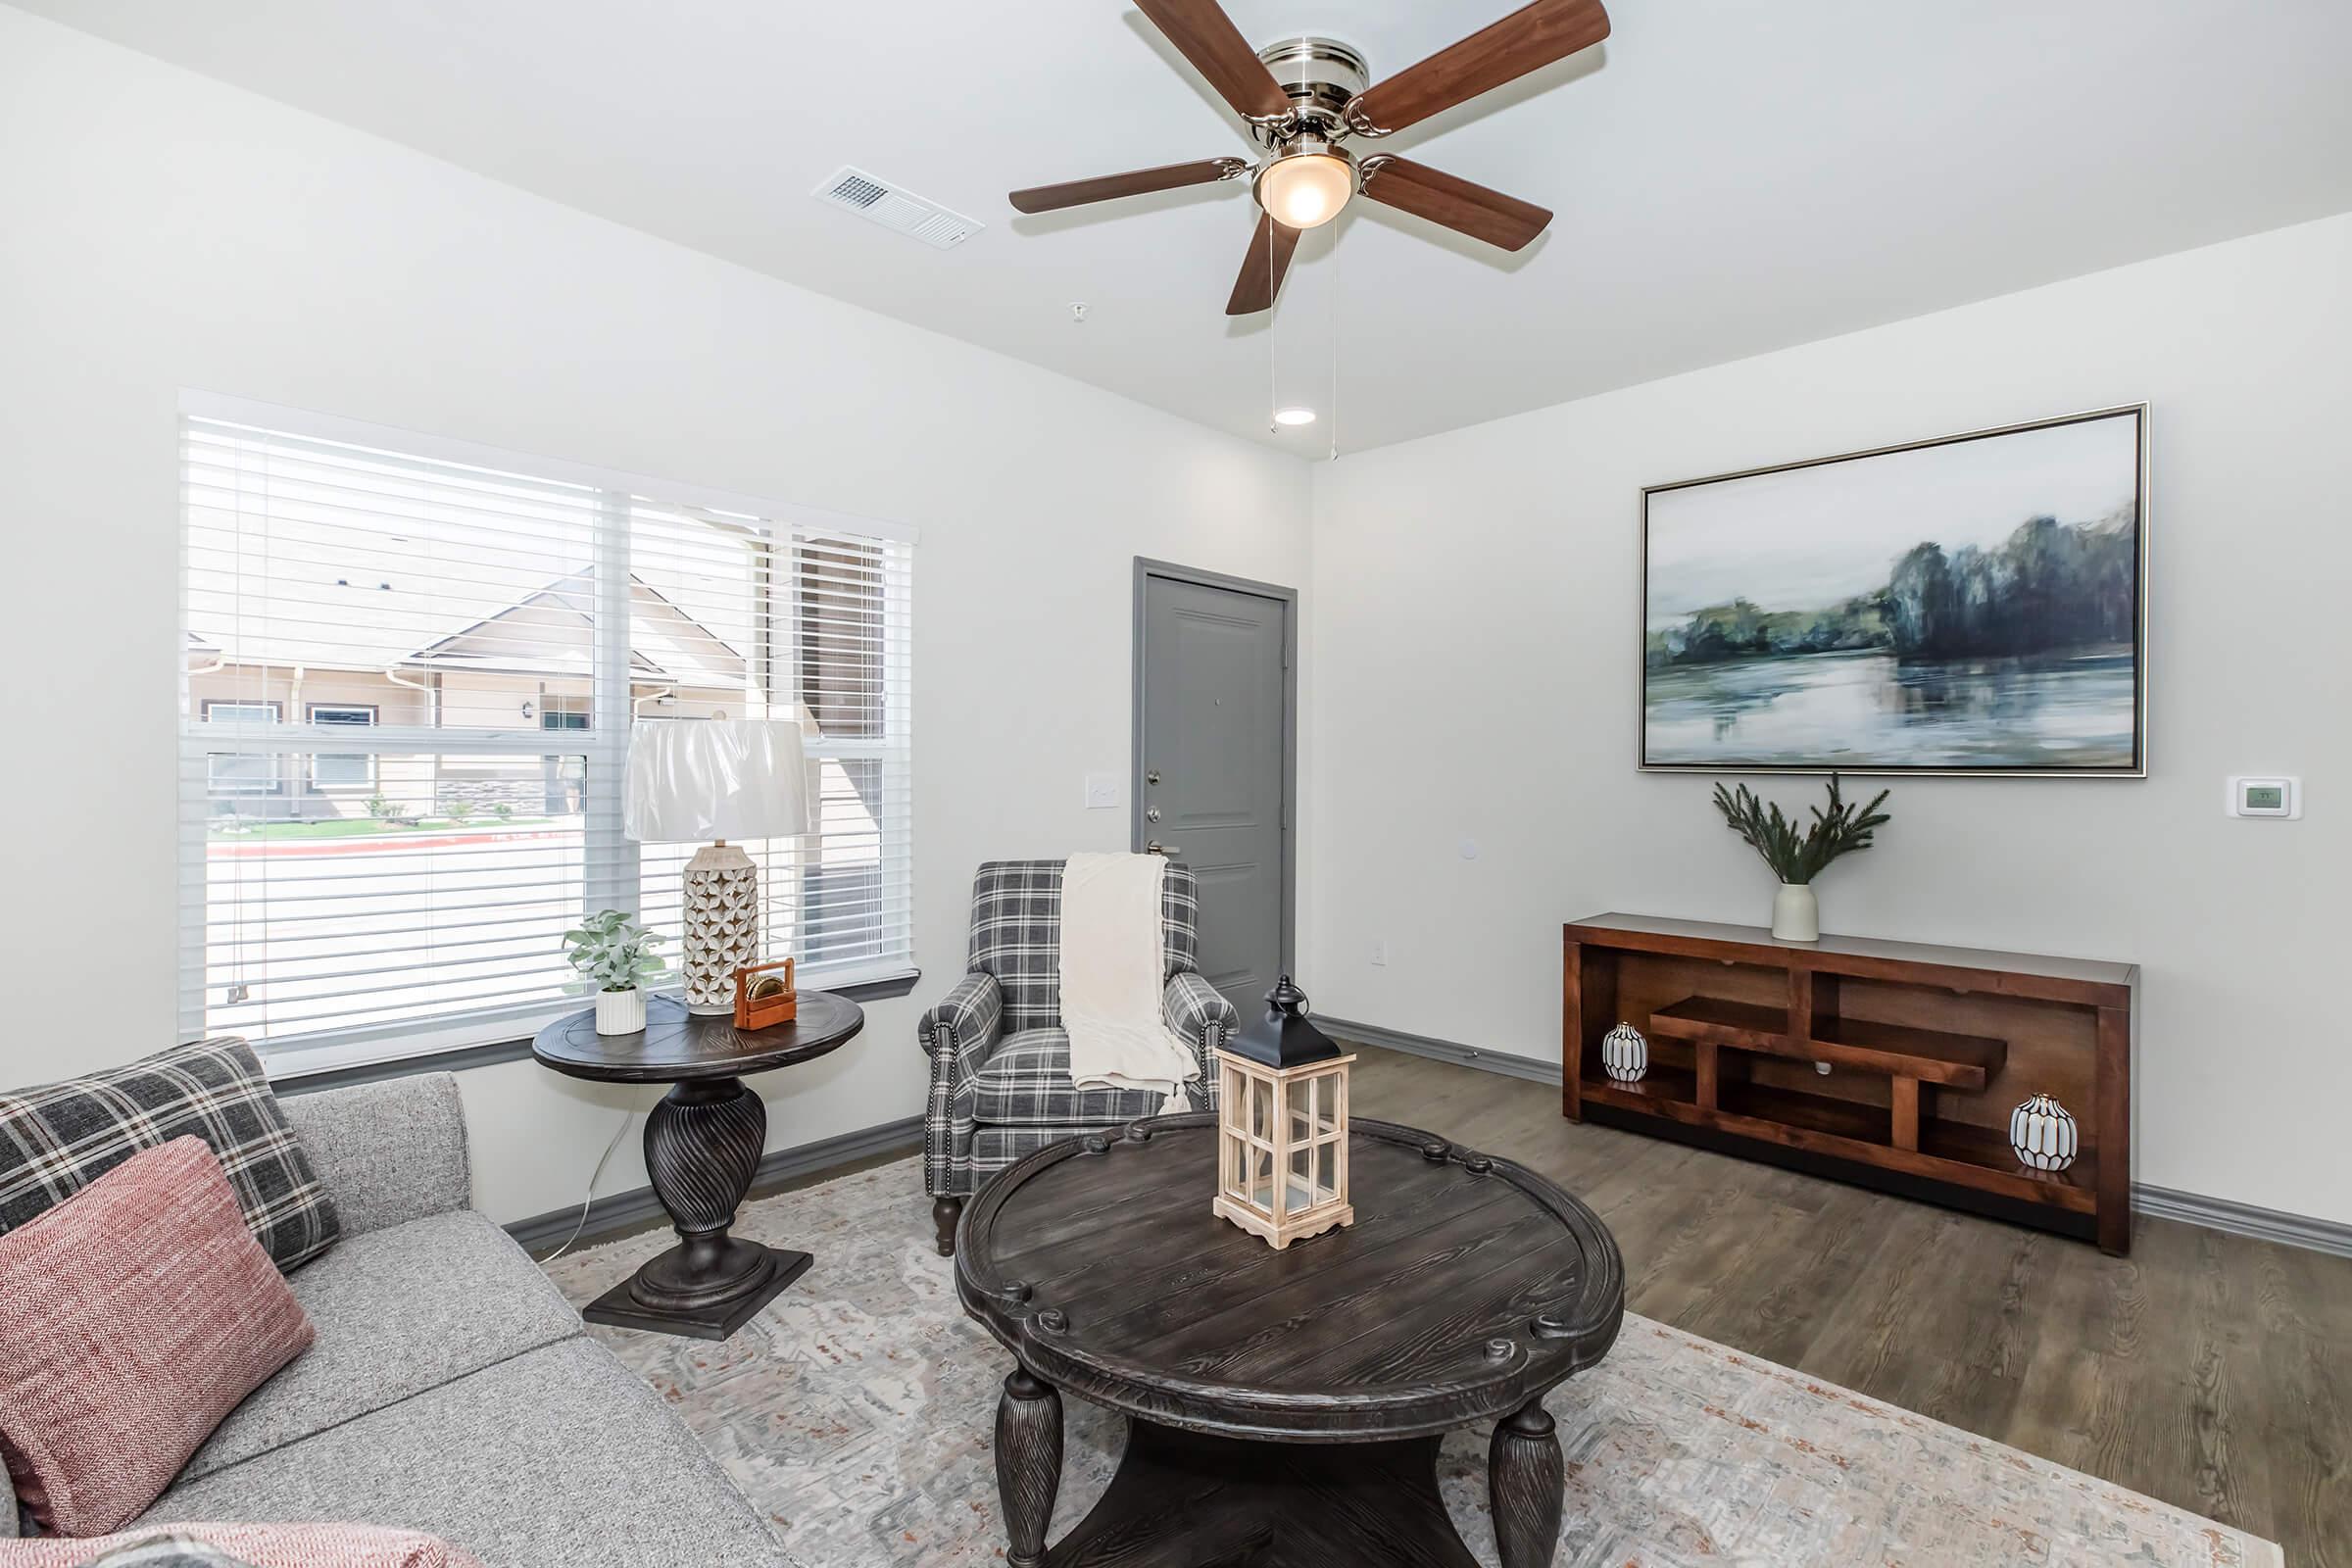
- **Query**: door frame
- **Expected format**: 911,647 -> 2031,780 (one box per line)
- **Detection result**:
1131,557 -> 1299,982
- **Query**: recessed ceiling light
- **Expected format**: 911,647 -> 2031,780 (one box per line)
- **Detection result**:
1272,407 -> 1317,427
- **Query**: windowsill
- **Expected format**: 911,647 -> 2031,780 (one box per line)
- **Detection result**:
269,967 -> 923,1095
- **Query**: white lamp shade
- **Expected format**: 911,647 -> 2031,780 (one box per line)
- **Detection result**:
623,719 -> 811,843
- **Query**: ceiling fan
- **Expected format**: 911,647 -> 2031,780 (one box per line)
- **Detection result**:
1008,0 -> 1610,316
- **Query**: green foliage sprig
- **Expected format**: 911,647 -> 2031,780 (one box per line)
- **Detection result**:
562,910 -> 666,995
1711,774 -> 1892,886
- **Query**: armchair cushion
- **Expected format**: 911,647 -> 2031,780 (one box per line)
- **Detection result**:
968,1029 -> 1175,1126
967,859 -> 1200,1032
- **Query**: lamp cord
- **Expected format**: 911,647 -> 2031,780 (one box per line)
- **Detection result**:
533,1102 -> 639,1264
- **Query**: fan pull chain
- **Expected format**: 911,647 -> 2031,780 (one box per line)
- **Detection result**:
1327,221 -> 1340,462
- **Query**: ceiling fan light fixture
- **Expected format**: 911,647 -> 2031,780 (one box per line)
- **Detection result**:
1254,140 -> 1354,230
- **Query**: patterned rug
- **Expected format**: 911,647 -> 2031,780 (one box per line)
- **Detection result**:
542,1157 -> 2281,1568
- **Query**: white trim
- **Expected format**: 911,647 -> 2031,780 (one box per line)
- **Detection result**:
176,389 -> 922,546
256,960 -> 921,1082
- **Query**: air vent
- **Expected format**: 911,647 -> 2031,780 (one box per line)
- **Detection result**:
812,166 -> 983,251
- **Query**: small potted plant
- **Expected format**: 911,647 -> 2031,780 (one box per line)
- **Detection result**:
563,910 -> 666,1035
1712,774 -> 1892,942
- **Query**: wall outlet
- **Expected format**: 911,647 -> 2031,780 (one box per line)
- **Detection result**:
1369,938 -> 1388,967
1083,772 -> 1122,810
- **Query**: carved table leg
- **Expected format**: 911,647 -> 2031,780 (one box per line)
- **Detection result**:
933,1194 -> 965,1257
1489,1396 -> 1564,1568
581,1075 -> 810,1341
997,1367 -> 1063,1568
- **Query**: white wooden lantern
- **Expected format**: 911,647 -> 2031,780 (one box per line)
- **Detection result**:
1212,976 -> 1354,1250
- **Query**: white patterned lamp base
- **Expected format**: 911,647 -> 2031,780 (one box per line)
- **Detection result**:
1601,1023 -> 1648,1082
2010,1093 -> 2079,1172
682,841 -> 760,1015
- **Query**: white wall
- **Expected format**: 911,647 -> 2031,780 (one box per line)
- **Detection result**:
1307,212 -> 2352,1227
0,11 -> 1312,1222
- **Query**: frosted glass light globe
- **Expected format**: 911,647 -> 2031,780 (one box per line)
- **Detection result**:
1255,152 -> 1353,229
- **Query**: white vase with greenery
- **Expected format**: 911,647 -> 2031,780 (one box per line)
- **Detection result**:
563,910 -> 666,1035
1712,775 -> 1892,943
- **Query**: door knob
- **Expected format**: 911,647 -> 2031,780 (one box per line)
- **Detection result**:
1146,841 -> 1181,856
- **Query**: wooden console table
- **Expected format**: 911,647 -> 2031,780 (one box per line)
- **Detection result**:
1563,914 -> 2133,1253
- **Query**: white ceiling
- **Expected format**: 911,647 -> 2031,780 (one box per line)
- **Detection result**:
24,0 -> 2352,454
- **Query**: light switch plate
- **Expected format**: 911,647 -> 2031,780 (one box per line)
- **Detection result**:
1083,772 -> 1123,810
2226,775 -> 2301,818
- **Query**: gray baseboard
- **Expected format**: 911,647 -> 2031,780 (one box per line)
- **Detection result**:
1324,1014 -> 2352,1260
506,1113 -> 923,1256
1320,1014 -> 1564,1086
2133,1183 -> 2352,1259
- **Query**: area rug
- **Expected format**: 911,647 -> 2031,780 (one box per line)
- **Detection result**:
542,1157 -> 2281,1568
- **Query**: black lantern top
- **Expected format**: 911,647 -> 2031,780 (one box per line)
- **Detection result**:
1226,975 -> 1343,1069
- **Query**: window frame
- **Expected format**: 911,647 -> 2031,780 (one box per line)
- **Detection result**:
200,700 -> 285,796
177,392 -> 918,1079
304,703 -> 380,792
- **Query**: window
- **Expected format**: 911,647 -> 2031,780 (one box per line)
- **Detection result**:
306,705 -> 378,791
180,399 -> 915,1070
201,702 -> 282,795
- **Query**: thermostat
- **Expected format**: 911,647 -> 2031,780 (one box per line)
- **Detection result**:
2226,776 -> 2301,819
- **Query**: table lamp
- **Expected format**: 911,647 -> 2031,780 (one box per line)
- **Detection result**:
624,719 -> 811,1015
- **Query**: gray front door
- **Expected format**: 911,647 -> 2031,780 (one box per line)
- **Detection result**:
1136,564 -> 1293,1020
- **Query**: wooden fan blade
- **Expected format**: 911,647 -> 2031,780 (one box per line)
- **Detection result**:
1345,0 -> 1610,136
1359,156 -> 1552,251
1226,212 -> 1300,316
1136,0 -> 1295,121
1009,158 -> 1245,214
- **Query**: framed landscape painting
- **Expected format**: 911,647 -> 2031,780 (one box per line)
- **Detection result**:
1641,406 -> 2148,776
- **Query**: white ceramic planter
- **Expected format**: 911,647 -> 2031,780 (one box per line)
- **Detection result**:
1772,882 -> 1820,942
595,986 -> 648,1036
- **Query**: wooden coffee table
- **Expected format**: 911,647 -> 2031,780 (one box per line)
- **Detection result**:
954,1112 -> 1624,1568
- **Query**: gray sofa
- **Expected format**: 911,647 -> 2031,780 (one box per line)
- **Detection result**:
79,1074 -> 778,1566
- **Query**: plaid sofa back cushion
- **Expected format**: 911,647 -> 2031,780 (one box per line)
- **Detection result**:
966,859 -> 1201,1031
0,1038 -> 339,1273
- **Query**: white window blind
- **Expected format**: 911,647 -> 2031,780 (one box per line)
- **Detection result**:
179,406 -> 914,1068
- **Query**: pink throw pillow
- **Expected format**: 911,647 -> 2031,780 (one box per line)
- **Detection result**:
0,1522 -> 485,1566
0,1138 -> 316,1537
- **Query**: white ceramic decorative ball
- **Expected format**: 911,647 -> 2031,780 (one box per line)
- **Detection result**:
2010,1093 -> 2079,1172
1601,1023 -> 1648,1083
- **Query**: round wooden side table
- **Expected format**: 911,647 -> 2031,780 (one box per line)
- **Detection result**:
533,989 -> 862,1341
955,1113 -> 1625,1568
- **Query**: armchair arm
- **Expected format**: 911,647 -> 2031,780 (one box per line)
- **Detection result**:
922,972 -> 1003,1198
919,972 -> 1004,1060
1162,971 -> 1239,1082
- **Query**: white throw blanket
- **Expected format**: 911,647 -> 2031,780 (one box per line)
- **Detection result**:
1058,852 -> 1201,1111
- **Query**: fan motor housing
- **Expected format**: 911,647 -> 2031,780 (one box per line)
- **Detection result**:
1254,36 -> 1370,130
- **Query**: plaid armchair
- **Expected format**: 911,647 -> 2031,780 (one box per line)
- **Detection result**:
921,858 -> 1237,1254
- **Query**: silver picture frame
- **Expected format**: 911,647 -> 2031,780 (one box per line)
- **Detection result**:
1639,404 -> 2150,778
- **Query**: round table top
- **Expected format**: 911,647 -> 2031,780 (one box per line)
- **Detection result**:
954,1113 -> 1625,1442
531,990 -> 863,1085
